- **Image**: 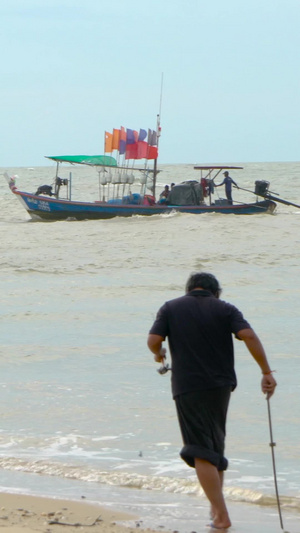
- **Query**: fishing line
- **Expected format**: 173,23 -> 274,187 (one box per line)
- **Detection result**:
267,396 -> 289,533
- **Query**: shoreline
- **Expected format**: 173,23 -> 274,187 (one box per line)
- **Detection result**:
0,492 -> 165,533
1,490 -> 300,533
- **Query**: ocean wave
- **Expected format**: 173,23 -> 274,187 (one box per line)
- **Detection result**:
0,265 -> 102,275
0,456 -> 299,512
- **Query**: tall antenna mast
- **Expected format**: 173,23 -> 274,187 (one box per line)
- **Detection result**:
153,73 -> 163,198
159,72 -> 163,119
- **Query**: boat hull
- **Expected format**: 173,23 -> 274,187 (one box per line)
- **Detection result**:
13,190 -> 276,220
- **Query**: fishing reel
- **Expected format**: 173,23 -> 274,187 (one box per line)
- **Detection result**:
157,362 -> 171,375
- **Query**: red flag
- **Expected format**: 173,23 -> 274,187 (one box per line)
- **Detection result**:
147,146 -> 158,160
125,142 -> 138,159
137,141 -> 148,159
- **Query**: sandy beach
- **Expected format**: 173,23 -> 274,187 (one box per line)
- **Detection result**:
0,492 -> 164,533
1,491 -> 300,533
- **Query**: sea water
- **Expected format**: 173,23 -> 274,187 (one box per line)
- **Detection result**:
0,162 -> 300,531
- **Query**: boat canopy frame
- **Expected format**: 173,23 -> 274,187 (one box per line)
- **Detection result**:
45,154 -> 158,203
193,166 -> 244,205
46,155 -> 118,167
194,166 -> 244,180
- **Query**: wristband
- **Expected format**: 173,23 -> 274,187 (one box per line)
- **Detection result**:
262,370 -> 275,375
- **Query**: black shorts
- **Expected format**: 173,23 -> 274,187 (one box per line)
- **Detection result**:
175,386 -> 231,471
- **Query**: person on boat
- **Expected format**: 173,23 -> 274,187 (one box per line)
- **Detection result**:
158,185 -> 170,204
147,272 -> 277,530
159,185 -> 170,199
215,171 -> 239,205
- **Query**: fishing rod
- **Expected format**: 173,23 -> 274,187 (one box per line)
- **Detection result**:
266,396 -> 290,533
157,364 -> 289,531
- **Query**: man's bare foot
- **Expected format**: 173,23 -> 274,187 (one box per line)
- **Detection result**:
208,523 -> 231,530
209,512 -> 231,529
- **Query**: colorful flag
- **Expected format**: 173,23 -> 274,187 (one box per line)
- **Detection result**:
148,129 -> 157,146
138,129 -> 147,142
105,131 -> 113,153
125,142 -> 138,160
126,128 -> 138,145
137,141 -> 148,159
147,146 -> 158,160
112,129 -> 120,150
119,126 -> 126,155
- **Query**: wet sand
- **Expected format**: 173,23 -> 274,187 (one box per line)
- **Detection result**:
0,492 -> 164,533
0,491 -> 299,533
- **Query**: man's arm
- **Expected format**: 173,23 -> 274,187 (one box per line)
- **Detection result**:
147,334 -> 166,363
237,328 -> 277,397
215,180 -> 224,187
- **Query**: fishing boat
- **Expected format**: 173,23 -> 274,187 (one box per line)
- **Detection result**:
6,123 -> 299,220
4,162 -> 277,220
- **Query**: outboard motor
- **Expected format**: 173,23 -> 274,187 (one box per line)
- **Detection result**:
255,180 -> 270,196
54,177 -> 69,197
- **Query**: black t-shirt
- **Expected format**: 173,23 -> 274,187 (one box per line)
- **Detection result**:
149,290 -> 251,398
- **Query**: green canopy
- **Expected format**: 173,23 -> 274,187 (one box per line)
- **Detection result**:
46,155 -> 118,167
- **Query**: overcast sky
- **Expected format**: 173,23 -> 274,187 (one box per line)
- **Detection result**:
1,0 -> 300,166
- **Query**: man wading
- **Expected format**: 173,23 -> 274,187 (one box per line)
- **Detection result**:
147,272 -> 277,530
